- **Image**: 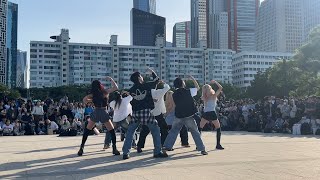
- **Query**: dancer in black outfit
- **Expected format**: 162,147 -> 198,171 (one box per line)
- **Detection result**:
78,77 -> 120,156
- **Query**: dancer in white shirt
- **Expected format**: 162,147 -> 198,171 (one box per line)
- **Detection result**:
104,91 -> 136,149
136,82 -> 170,153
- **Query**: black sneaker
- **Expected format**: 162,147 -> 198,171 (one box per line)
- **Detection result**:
77,147 -> 83,156
153,152 -> 168,158
112,146 -> 120,156
201,151 -> 208,155
123,154 -> 130,160
137,147 -> 143,153
216,145 -> 224,150
181,144 -> 191,148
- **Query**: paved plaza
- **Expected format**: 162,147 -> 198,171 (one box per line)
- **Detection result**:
0,132 -> 319,180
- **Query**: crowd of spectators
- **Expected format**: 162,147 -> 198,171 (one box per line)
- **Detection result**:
0,96 -> 90,136
214,96 -> 320,135
1,94 -> 320,137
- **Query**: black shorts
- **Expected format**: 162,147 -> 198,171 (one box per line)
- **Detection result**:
201,111 -> 218,121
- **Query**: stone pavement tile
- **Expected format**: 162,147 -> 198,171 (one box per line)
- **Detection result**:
26,175 -> 74,180
1,132 -> 320,180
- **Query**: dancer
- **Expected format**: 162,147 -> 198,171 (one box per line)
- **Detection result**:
122,68 -> 168,159
200,80 -> 224,150
104,91 -> 136,149
163,76 -> 208,155
78,77 -> 120,156
165,90 -> 189,150
136,81 -> 170,153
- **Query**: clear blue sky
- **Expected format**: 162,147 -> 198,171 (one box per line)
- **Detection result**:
11,0 -> 264,52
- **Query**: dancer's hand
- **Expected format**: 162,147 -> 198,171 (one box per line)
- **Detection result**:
105,76 -> 113,81
122,91 -> 130,95
187,75 -> 194,80
146,67 -> 154,74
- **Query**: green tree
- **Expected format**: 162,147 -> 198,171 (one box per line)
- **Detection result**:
0,84 -> 21,100
246,70 -> 272,100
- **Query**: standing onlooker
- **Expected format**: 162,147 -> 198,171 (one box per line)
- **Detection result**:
32,101 -> 44,135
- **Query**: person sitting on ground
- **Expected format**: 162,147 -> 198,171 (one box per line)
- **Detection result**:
45,119 -> 59,134
273,115 -> 284,133
38,120 -> 47,135
2,119 -> 14,136
20,112 -> 35,135
13,119 -> 24,136
60,115 -> 71,132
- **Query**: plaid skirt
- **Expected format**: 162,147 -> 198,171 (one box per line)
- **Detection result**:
90,108 -> 110,123
131,109 -> 158,125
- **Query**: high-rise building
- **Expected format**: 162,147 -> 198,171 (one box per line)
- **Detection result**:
29,29 -> 234,89
256,0 -> 304,53
130,8 -> 166,46
6,1 -> 18,88
173,21 -> 191,48
133,0 -> 156,14
0,0 -> 7,85
207,0 -> 228,49
232,51 -> 293,89
16,50 -> 27,88
303,0 -> 320,41
191,0 -> 208,48
227,0 -> 259,52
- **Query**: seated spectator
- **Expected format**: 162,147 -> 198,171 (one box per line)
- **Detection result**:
0,110 -> 6,127
247,109 -> 259,132
237,115 -> 246,131
20,112 -> 35,135
310,119 -> 320,134
73,118 -> 82,132
38,120 -> 47,135
13,119 -> 24,136
220,114 -> 230,131
2,119 -> 14,136
273,117 -> 284,133
282,119 -> 291,134
264,117 -> 275,133
60,115 -> 70,131
59,115 -> 77,136
45,119 -> 59,134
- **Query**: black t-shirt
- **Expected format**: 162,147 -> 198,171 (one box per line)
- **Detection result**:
173,88 -> 198,118
129,74 -> 159,112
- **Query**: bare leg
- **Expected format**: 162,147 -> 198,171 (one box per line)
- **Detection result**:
212,120 -> 224,150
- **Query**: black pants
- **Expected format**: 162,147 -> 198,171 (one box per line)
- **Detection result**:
137,114 -> 169,148
179,125 -> 189,145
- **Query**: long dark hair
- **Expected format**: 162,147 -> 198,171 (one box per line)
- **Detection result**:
91,80 -> 108,107
114,91 -> 122,110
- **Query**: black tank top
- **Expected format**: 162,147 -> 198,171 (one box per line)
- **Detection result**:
92,93 -> 108,108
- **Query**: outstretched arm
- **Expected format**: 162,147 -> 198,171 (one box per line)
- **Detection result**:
210,80 -> 223,98
146,67 -> 160,88
83,94 -> 93,105
147,67 -> 160,82
105,76 -> 119,94
189,75 -> 200,91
